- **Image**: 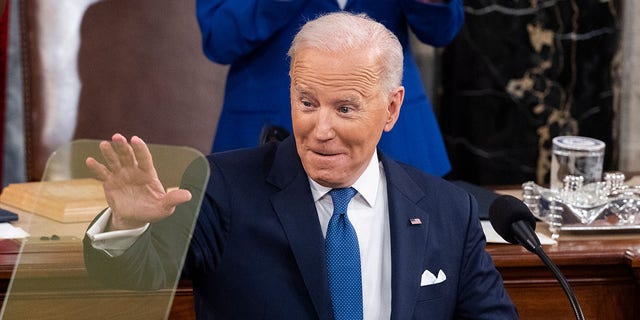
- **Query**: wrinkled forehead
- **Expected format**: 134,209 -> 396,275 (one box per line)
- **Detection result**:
290,48 -> 383,95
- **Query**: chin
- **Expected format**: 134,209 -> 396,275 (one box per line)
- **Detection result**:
311,170 -> 352,188
306,171 -> 337,187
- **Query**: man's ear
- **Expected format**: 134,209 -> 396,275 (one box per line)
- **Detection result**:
383,86 -> 405,132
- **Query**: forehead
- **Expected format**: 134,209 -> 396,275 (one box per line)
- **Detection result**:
291,48 -> 382,96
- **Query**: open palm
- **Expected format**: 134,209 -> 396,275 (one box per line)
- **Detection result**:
85,134 -> 192,230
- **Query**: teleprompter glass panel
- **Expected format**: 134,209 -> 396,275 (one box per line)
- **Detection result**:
0,139 -> 209,319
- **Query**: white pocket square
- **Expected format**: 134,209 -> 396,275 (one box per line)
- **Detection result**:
420,269 -> 446,286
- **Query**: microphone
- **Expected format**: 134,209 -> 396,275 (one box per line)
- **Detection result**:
489,195 -> 585,320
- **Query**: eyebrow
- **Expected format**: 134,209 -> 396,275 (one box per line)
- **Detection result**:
333,97 -> 358,104
293,85 -> 313,96
293,84 -> 362,105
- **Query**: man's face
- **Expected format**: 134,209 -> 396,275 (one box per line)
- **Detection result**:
290,47 -> 404,188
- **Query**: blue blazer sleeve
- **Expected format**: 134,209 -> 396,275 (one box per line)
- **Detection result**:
400,0 -> 464,46
196,0 -> 309,64
455,194 -> 518,318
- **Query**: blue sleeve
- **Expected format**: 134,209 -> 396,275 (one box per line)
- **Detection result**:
183,157 -> 230,278
455,194 -> 519,318
196,0 -> 308,64
400,0 -> 465,46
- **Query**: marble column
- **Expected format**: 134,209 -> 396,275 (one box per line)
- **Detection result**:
439,0 -> 621,185
619,0 -> 640,172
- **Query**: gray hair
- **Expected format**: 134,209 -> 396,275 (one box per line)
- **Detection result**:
288,12 -> 403,95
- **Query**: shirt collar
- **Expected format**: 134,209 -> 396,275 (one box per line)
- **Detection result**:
309,150 -> 380,208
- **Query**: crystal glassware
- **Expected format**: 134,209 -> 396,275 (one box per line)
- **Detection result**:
522,172 -> 640,239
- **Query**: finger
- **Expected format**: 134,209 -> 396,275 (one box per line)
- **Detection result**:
99,139 -> 121,171
130,136 -> 155,174
111,134 -> 136,167
85,157 -> 110,181
163,189 -> 192,211
111,133 -> 127,143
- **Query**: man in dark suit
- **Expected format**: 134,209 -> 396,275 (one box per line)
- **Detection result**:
84,12 -> 517,319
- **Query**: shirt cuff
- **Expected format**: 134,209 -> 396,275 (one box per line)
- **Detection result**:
86,208 -> 150,257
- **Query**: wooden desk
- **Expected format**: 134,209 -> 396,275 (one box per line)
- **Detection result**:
0,238 -> 197,319
0,235 -> 637,319
0,205 -> 197,319
1,210 -> 640,319
490,236 -> 640,319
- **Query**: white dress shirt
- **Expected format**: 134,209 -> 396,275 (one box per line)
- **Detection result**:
308,150 -> 392,320
336,0 -> 347,10
86,208 -> 149,257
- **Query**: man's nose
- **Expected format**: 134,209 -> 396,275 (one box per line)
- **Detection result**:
313,107 -> 336,140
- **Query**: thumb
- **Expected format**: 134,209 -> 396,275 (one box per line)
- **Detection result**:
163,188 -> 193,210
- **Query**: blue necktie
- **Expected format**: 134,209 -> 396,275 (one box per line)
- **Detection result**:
326,187 -> 363,320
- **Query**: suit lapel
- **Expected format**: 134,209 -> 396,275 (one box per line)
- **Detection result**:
266,140 -> 431,320
381,155 -> 430,320
268,138 -> 334,320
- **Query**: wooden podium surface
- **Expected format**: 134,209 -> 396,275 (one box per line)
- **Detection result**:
0,208 -> 639,318
0,204 -> 198,319
489,231 -> 640,319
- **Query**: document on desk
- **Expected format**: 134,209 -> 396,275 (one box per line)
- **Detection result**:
481,220 -> 556,245
0,222 -> 29,239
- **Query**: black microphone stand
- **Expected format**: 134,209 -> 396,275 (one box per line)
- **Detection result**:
512,222 -> 585,320
533,247 -> 585,320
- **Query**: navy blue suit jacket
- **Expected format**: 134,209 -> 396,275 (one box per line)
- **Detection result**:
84,137 -> 517,319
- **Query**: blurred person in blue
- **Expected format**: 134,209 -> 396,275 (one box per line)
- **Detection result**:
197,0 -> 463,176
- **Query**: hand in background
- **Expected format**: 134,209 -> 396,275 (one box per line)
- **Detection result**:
85,133 -> 192,230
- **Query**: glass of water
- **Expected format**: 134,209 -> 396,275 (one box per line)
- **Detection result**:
550,136 -> 605,190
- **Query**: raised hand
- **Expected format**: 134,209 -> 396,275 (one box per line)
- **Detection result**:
85,133 -> 192,230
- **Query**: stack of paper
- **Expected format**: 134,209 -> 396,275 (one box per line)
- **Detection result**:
481,220 -> 556,245
0,179 -> 107,223
0,223 -> 29,239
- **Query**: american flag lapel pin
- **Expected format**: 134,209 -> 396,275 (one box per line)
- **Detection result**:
409,218 -> 422,225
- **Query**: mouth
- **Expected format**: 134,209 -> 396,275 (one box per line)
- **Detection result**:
309,146 -> 345,158
305,149 -> 346,166
312,149 -> 338,156
301,142 -> 347,163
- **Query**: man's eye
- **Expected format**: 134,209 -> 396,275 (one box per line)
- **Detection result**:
302,101 -> 312,107
338,106 -> 351,113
